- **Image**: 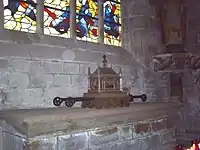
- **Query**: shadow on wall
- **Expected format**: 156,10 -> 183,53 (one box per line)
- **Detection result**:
0,89 -> 6,104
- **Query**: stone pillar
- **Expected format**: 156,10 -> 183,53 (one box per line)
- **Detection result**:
36,0 -> 44,35
0,127 -> 3,150
121,0 -> 129,49
0,0 -> 4,32
70,0 -> 76,39
98,1 -> 104,43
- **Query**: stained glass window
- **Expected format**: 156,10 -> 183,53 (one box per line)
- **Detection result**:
4,0 -> 37,33
44,0 -> 70,38
104,0 -> 122,46
76,0 -> 98,42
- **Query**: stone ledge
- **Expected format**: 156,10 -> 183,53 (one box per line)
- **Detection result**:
0,30 -> 135,66
153,52 -> 200,72
0,102 -> 183,138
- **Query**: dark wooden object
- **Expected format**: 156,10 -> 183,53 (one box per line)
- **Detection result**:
53,94 -> 147,108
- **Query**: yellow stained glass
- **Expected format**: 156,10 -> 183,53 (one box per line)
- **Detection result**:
4,0 -> 37,33
44,0 -> 70,38
76,0 -> 98,43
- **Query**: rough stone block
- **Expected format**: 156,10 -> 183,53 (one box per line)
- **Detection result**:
63,63 -> 79,74
0,41 -> 31,58
29,61 -> 44,75
128,4 -> 150,17
151,118 -> 167,132
3,131 -> 25,150
9,73 -> 29,89
79,64 -> 89,75
29,45 -> 63,60
0,72 -> 29,89
29,137 -> 57,150
160,130 -> 176,145
7,88 -> 44,108
53,75 -> 70,87
119,124 -> 133,141
58,132 -> 88,150
71,75 -> 88,86
0,59 -> 9,69
159,142 -> 176,150
61,50 -> 76,61
8,31 -> 32,44
39,34 -> 70,47
129,16 -> 148,29
109,140 -> 141,150
75,50 -> 102,64
134,122 -> 151,135
0,72 -> 11,87
28,74 -> 53,88
89,127 -> 120,148
11,59 -> 31,73
140,134 -> 160,150
42,62 -> 63,74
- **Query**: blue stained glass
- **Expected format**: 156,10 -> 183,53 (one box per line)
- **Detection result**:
4,0 -> 37,32
44,0 -> 70,38
76,0 -> 99,42
104,0 -> 122,46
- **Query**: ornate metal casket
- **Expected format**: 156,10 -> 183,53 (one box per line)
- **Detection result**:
53,55 -> 147,109
81,55 -> 130,109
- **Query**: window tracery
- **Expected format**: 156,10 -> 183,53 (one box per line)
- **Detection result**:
3,0 -> 122,47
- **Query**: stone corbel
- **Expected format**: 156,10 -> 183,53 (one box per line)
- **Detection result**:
153,53 -> 200,72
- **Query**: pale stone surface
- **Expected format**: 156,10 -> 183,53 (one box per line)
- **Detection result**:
0,0 -> 169,114
0,102 -> 180,150
58,132 -> 88,150
53,75 -> 71,87
62,50 -> 76,61
42,62 -> 63,74
0,102 -> 182,137
63,63 -> 80,74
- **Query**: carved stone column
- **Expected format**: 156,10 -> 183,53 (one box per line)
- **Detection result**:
36,0 -> 44,35
70,0 -> 76,39
153,0 -> 187,102
0,0 -> 4,32
98,0 -> 104,43
0,127 -> 3,150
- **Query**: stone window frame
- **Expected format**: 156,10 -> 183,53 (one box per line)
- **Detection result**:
1,0 -> 125,48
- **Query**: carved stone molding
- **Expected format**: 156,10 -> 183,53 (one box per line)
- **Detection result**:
153,53 -> 200,72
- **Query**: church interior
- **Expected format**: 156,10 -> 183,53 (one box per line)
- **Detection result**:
0,0 -> 200,149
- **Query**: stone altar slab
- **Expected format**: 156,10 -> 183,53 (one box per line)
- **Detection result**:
0,102 -> 183,138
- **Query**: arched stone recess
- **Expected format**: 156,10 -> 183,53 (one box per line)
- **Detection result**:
0,0 -> 170,109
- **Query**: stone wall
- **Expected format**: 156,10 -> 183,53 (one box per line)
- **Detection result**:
0,120 -> 27,150
0,0 -> 170,109
26,117 -> 176,150
184,0 -> 200,124
122,0 -> 171,102
0,118 -> 176,150
175,0 -> 200,143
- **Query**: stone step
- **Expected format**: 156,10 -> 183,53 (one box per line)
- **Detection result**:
186,128 -> 200,135
176,138 -> 192,148
176,129 -> 200,148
